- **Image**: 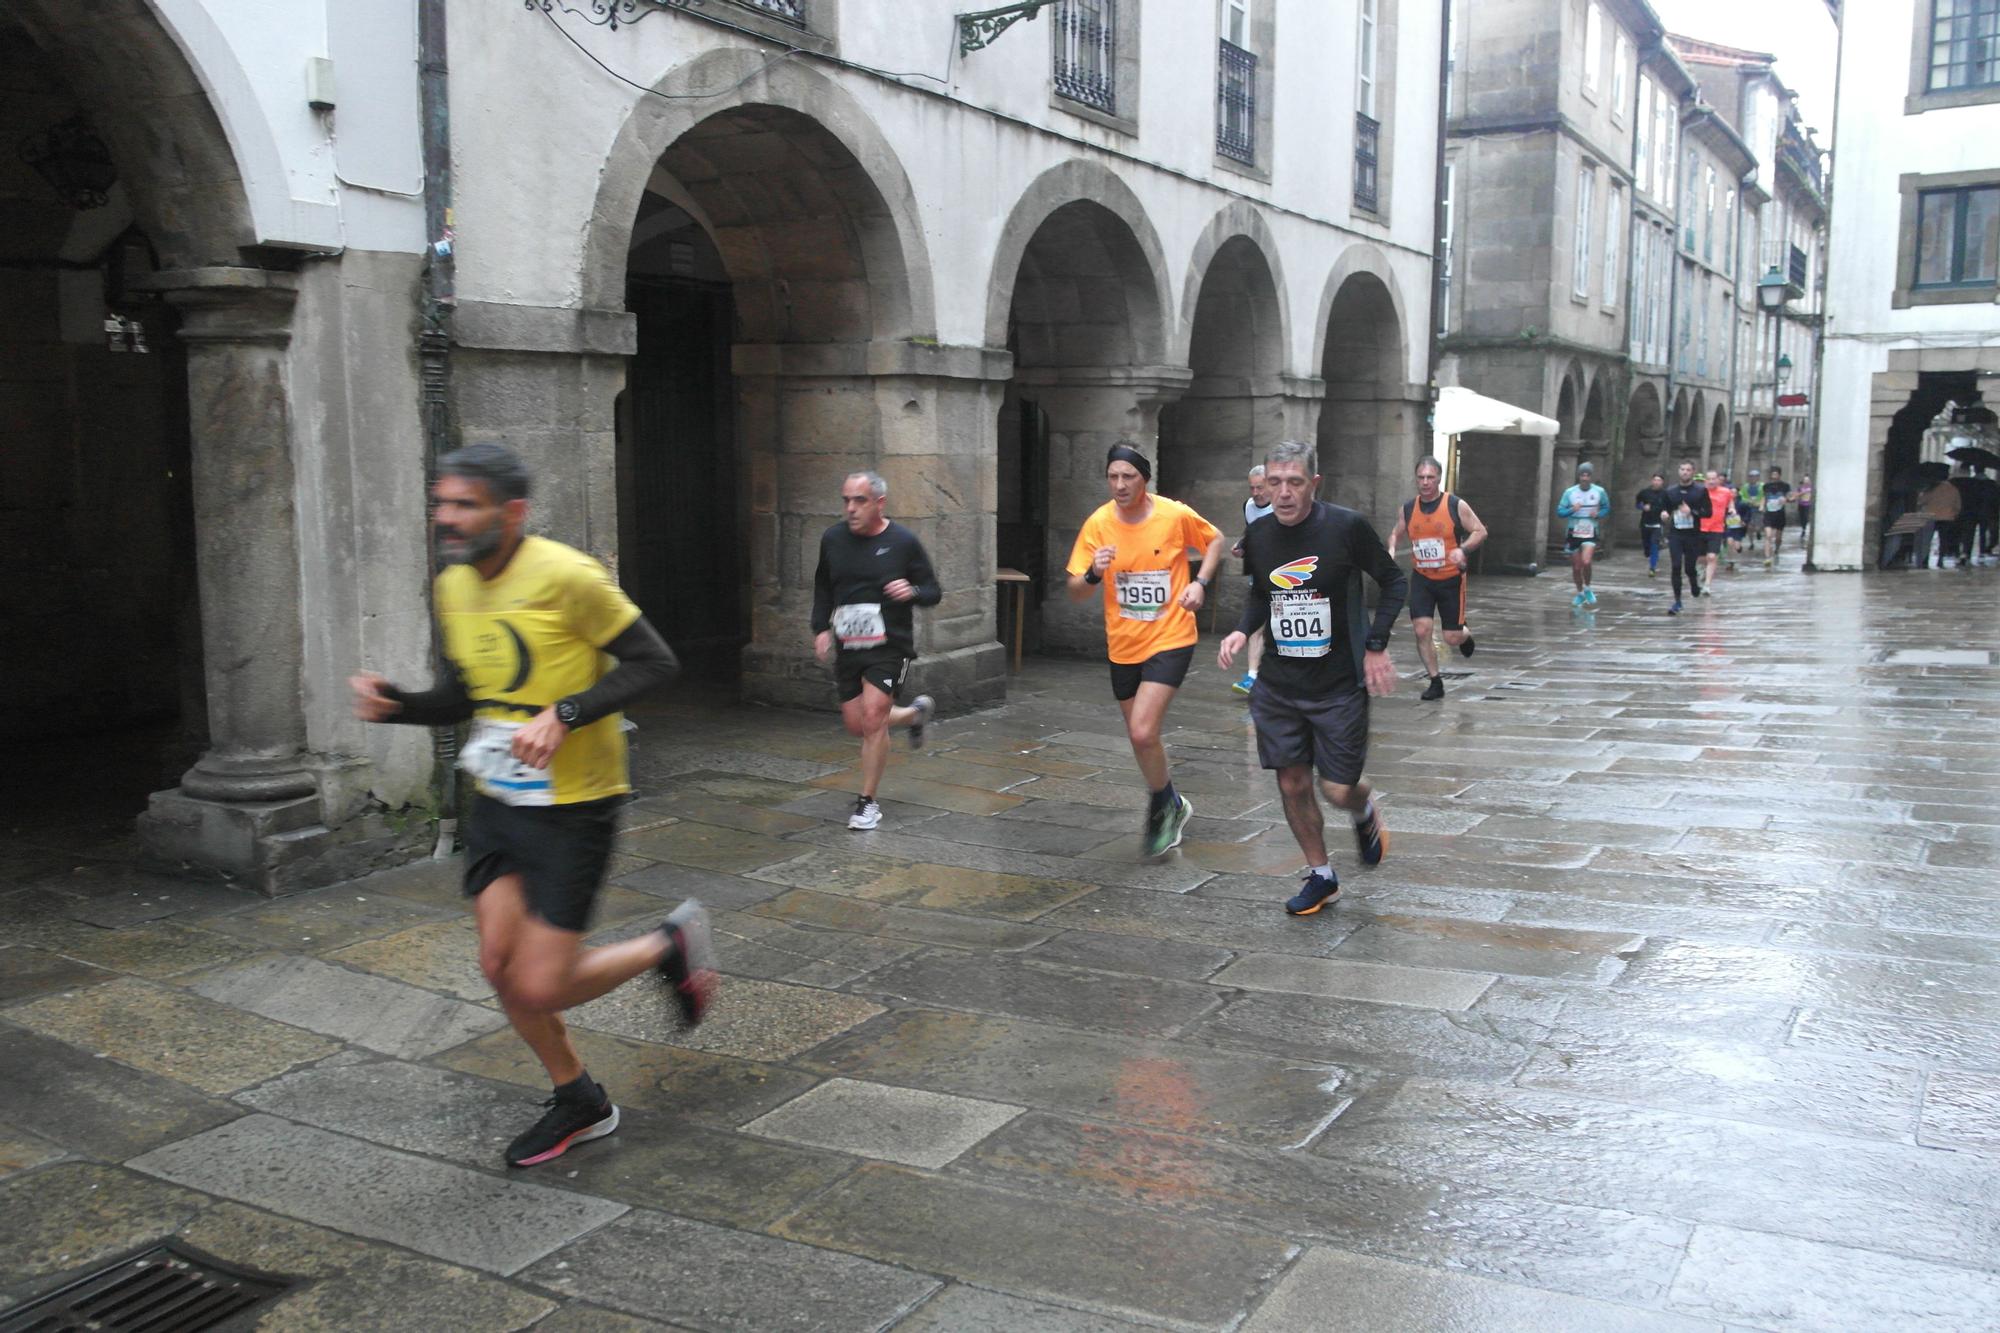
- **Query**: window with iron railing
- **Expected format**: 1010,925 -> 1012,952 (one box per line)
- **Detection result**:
1788,242 -> 1810,290
1217,39 -> 1257,164
1354,112 -> 1380,213
1054,0 -> 1117,114
731,0 -> 805,22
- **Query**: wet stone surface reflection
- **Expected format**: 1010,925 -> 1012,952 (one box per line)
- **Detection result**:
3,562 -> 1998,1328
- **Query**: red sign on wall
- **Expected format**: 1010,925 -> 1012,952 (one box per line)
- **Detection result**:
1777,393 -> 1809,407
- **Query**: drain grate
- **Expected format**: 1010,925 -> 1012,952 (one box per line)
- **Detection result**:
0,1242 -> 294,1333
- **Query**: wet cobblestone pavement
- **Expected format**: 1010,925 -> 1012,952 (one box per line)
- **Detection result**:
5,554 -> 2000,1330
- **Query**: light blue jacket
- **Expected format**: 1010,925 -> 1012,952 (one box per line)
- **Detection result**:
1556,484 -> 1611,538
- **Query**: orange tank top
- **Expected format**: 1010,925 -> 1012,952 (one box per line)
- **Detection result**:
1406,493 -> 1462,581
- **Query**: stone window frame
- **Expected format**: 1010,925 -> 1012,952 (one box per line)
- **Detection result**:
1894,167 -> 2000,306
1573,156 -> 1597,303
1349,0 -> 1398,224
687,0 -> 838,55
1049,0 -> 1142,136
1611,32 -> 1629,123
1581,0 -> 1604,103
1213,0 -> 1276,185
1603,181 -> 1624,313
1908,0 -> 2000,114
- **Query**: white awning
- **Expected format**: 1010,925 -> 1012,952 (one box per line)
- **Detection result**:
1432,385 -> 1560,438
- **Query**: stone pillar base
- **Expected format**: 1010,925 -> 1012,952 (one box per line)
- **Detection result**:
740,640 -> 1009,716
138,788 -> 431,897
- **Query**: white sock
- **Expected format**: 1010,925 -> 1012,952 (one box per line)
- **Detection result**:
1310,864 -> 1333,880
1350,799 -> 1375,827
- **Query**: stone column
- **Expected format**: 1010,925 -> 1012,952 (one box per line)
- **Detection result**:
134,269 -> 320,880
1015,366 -> 1192,655
735,341 -> 1014,713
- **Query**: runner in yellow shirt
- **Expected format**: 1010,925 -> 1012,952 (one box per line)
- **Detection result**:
1065,443 -> 1227,857
350,443 -> 714,1170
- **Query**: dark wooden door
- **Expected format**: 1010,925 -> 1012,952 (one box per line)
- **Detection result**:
624,277 -> 741,677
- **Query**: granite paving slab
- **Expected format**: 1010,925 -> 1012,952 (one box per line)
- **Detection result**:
521,1207 -> 939,1331
1334,914 -> 1640,983
797,1008 -> 1345,1148
773,1163 -> 1291,1331
743,1078 -> 1023,1169
198,885 -> 455,953
1212,953 -> 1496,1010
1666,1225 -> 2000,1331
620,822 -> 803,875
1027,928 -> 1237,981
963,1112 -> 1691,1307
0,1027 -> 242,1160
854,950 -> 1225,1038
185,954 -> 505,1059
0,1125 -> 65,1179
1188,990 -> 1534,1079
753,853 -> 1097,921
1037,887 -> 1364,957
33,921 -> 257,980
1788,1005 -> 2000,1072
130,1115 -> 628,1274
785,825 -> 1217,892
0,944 -> 110,1001
773,788 -> 948,831
610,862 -> 789,910
0,1163 -> 212,1296
1242,1248 -> 1717,1333
568,973 -> 885,1061
324,918 -> 492,1001
438,1027 -> 816,1125
748,889 -> 1058,950
809,770 -> 1030,815
5,975 -> 341,1095
625,792 -> 822,836
1918,1070 -> 2000,1151
888,1285 -> 1158,1332
893,811 -> 1122,856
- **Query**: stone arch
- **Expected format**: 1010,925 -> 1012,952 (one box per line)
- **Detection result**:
1685,390 -> 1708,455
986,158 -> 1172,363
1310,244 -> 1410,378
1710,402 -> 1730,464
1174,202 -> 1291,370
1557,373 -> 1582,442
586,47 -> 934,339
1316,252 -> 1413,518
1580,374 -> 1608,450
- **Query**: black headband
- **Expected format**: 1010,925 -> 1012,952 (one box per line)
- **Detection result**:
1105,444 -> 1152,481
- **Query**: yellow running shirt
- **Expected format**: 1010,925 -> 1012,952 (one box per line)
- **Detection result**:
436,535 -> 641,805
1066,496 -> 1222,665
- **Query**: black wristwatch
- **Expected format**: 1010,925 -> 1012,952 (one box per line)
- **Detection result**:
1195,575 -> 1212,589
554,697 -> 583,727
1084,570 -> 1102,585
1364,637 -> 1389,653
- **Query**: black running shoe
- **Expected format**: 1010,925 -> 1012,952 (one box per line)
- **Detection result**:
1458,635 -> 1476,658
1285,871 -> 1340,916
506,1089 -> 619,1168
658,900 -> 718,1028
1353,807 -> 1388,867
907,694 -> 934,750
1421,676 -> 1445,701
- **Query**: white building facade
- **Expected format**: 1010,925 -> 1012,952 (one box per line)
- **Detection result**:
1,0 -> 1443,890
1817,0 -> 2000,570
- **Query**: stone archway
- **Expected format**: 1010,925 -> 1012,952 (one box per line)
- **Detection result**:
1316,256 -> 1412,523
1629,382 -> 1665,469
1686,389 -> 1709,466
990,169 -> 1176,655
1710,402 -> 1730,475
572,56 -> 1004,711
1160,218 -> 1287,624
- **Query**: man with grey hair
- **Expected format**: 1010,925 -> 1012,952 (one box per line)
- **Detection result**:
1230,463 -> 1274,696
1219,440 -> 1405,917
813,469 -> 939,830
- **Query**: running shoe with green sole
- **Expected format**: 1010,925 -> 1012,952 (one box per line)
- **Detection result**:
1143,794 -> 1194,858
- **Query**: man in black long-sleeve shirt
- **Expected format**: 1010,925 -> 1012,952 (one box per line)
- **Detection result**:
348,443 -> 714,1170
1218,441 -> 1406,917
1661,459 -> 1712,612
812,470 -> 940,830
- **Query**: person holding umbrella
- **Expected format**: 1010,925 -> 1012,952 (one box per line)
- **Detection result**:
1946,444 -> 2000,562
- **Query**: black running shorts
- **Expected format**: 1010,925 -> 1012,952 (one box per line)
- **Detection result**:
463,793 -> 621,932
1109,644 -> 1195,702
1249,681 -> 1370,785
1407,574 -> 1466,631
1765,511 -> 1788,531
836,650 -> 909,704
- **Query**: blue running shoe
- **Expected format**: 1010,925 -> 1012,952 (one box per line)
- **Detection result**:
1669,600 -> 1683,615
1572,592 -> 1586,608
1231,674 -> 1255,696
1583,588 -> 1597,606
1353,807 -> 1388,867
1285,871 -> 1340,916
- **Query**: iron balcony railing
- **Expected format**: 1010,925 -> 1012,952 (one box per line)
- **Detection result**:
733,0 -> 805,23
1217,38 -> 1257,164
1054,0 -> 1117,114
1354,111 -> 1380,213
1789,243 -> 1810,291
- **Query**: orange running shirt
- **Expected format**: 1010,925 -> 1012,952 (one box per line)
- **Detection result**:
1701,484 -> 1733,534
1066,496 -> 1223,665
1404,493 -> 1463,581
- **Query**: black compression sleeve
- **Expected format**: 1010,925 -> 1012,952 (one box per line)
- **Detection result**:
1356,518 -> 1407,647
906,534 -> 943,607
383,665 -> 475,726
811,533 -> 834,633
563,617 -> 680,727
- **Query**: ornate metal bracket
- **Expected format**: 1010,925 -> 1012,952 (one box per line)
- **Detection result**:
958,0 -> 1058,55
525,0 -> 700,31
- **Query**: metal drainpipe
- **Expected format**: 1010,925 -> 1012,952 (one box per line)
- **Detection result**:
1425,0 -> 1452,402
419,0 -> 459,858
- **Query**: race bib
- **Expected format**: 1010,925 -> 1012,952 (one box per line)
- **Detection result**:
1271,592 -> 1332,658
1114,569 -> 1173,621
459,719 -> 553,807
1766,495 -> 1785,512
1571,520 -> 1596,540
1725,510 -> 1743,529
1412,536 -> 1447,569
832,603 -> 886,649
1673,511 -> 1695,529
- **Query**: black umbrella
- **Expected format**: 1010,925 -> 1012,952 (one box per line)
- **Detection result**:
1947,444 -> 2000,469
1890,460 -> 1952,492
